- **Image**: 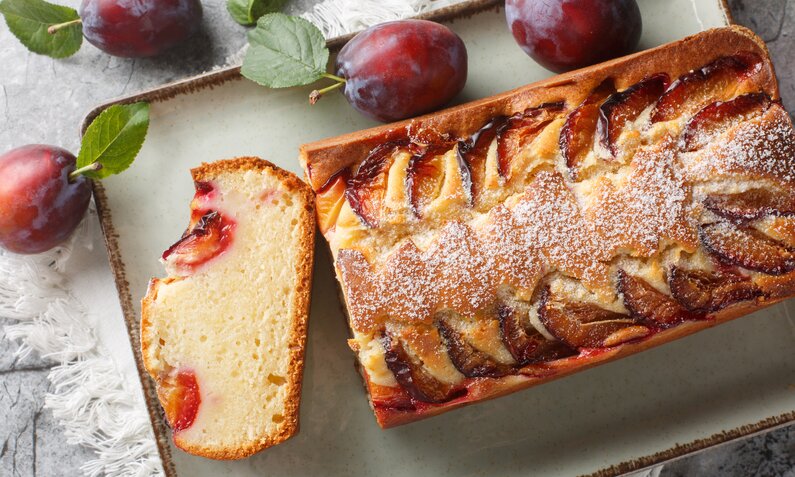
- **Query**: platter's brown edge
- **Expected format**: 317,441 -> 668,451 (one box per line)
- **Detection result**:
82,1 -> 793,476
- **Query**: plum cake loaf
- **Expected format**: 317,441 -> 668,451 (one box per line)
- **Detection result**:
300,26 -> 795,428
141,158 -> 315,458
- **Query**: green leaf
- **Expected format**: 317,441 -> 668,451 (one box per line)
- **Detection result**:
242,13 -> 329,88
227,0 -> 287,26
78,103 -> 150,180
0,0 -> 82,59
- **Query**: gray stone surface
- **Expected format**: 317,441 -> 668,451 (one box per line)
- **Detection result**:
0,330 -> 50,372
0,0 -> 793,476
731,0 -> 795,112
0,369 -> 93,477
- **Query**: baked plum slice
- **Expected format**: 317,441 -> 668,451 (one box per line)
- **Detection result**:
597,73 -> 669,156
668,266 -> 762,312
345,142 -> 402,227
368,383 -> 415,411
315,171 -> 349,234
496,102 -> 564,179
560,79 -> 615,180
498,306 -> 574,364
650,54 -> 762,124
157,370 -> 201,433
407,143 -> 451,216
699,222 -> 795,275
437,320 -> 514,378
682,93 -> 772,152
456,103 -> 563,199
538,288 -> 649,349
162,211 -> 235,276
382,331 -> 463,404
704,188 -> 795,222
457,116 -> 505,203
617,270 -> 703,328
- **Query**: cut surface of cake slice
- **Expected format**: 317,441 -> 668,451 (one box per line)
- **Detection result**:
141,157 -> 315,459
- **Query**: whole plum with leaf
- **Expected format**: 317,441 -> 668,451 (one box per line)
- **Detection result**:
0,103 -> 150,255
241,14 -> 469,122
505,0 -> 642,73
0,0 -> 202,59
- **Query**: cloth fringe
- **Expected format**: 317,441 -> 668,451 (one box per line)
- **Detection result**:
1,207 -> 164,477
301,0 -> 457,38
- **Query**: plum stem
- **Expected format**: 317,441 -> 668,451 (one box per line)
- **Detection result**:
309,73 -> 347,104
69,161 -> 103,181
321,73 -> 346,83
48,19 -> 82,35
309,81 -> 345,105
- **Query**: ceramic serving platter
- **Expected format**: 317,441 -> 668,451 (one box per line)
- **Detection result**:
84,1 -> 795,476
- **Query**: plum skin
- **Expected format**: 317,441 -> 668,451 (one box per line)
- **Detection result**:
335,19 -> 468,123
0,145 -> 91,254
505,0 -> 642,73
79,0 -> 203,58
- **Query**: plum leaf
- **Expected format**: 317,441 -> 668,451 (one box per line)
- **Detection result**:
0,0 -> 82,59
77,102 -> 150,179
227,0 -> 287,26
242,13 -> 329,88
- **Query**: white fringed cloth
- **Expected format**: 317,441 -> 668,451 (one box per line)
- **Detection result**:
0,1 -> 662,476
1,208 -> 161,477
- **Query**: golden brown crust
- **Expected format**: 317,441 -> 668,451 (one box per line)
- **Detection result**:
141,157 -> 316,460
300,25 -> 777,190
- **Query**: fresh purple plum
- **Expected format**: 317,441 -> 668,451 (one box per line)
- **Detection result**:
335,19 -> 468,122
0,145 -> 91,254
505,0 -> 642,73
80,0 -> 202,58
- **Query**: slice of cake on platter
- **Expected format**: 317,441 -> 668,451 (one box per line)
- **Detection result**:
141,157 -> 315,459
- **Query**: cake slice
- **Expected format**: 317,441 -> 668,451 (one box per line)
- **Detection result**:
141,157 -> 315,459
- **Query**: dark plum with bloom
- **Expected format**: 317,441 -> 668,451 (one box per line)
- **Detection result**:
335,19 -> 468,123
79,0 -> 202,58
0,145 -> 91,254
506,0 -> 642,73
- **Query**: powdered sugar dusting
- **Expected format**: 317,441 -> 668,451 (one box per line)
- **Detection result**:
338,222 -> 509,332
511,171 -> 611,291
337,155 -> 702,332
683,104 -> 795,183
590,139 -> 697,256
332,80 -> 795,336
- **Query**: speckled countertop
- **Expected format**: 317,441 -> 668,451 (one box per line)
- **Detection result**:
1,0 -> 793,475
